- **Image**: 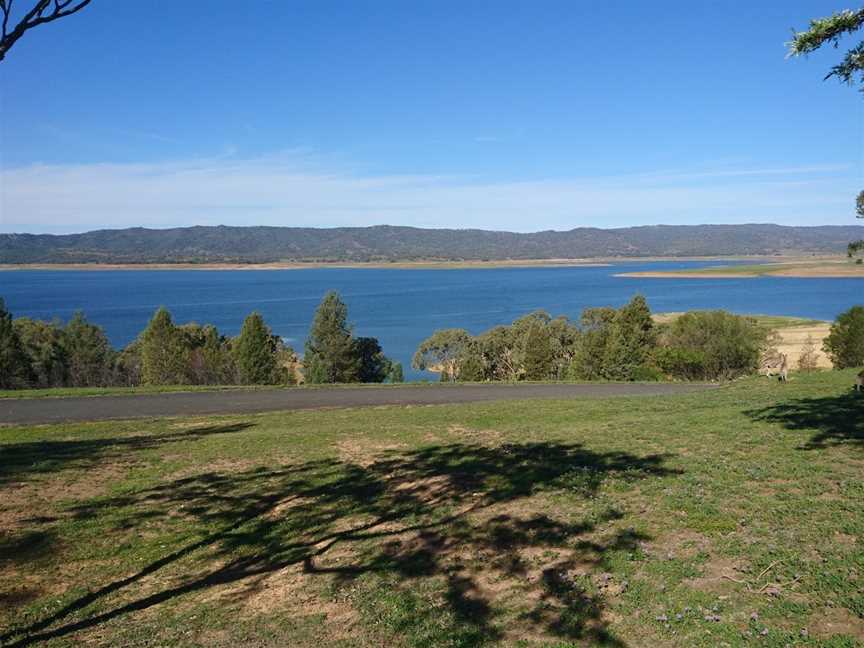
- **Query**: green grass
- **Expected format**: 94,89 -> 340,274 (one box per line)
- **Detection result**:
655,312 -> 827,329
746,314 -> 827,329
648,260 -> 861,278
1,371 -> 862,647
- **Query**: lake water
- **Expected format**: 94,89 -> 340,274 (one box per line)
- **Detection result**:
1,261 -> 861,380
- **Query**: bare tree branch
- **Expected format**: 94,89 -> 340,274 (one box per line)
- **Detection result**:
0,0 -> 91,62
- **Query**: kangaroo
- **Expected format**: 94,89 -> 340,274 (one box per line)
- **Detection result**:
778,353 -> 788,383
855,370 -> 863,392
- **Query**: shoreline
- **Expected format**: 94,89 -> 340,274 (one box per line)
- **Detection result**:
0,259 -> 613,271
617,265 -> 864,279
0,254 -> 839,272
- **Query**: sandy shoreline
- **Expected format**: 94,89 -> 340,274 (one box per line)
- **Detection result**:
0,255 -> 839,272
617,261 -> 864,279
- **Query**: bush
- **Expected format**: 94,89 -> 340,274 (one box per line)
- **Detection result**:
659,311 -> 767,380
797,334 -> 820,372
823,305 -> 864,369
655,347 -> 708,381
630,364 -> 665,382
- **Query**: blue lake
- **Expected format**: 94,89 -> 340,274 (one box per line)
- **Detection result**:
1,261 -> 861,379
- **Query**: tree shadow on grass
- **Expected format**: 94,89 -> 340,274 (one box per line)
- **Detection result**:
0,422 -> 255,485
2,441 -> 678,647
746,392 -> 864,449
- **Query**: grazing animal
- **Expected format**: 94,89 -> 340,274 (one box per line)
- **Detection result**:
778,354 -> 789,383
855,370 -> 863,392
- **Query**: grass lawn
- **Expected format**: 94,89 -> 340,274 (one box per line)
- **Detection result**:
653,313 -> 827,329
1,371 -> 862,647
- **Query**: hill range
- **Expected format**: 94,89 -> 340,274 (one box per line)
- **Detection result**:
1,224 -> 862,264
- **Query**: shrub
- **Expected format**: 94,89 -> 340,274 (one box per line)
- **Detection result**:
655,346 -> 708,381
797,334 -> 820,372
659,311 -> 767,380
823,305 -> 864,369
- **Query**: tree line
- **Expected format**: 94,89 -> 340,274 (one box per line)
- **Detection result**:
413,296 -> 864,382
0,291 -> 403,390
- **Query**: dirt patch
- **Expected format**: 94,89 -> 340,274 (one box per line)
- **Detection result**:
336,438 -> 408,467
445,425 -> 504,445
809,606 -> 864,640
646,529 -> 711,560
683,555 -> 747,594
833,532 -> 857,547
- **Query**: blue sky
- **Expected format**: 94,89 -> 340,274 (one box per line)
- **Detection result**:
0,1 -> 861,233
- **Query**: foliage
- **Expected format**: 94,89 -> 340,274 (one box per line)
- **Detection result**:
304,292 -> 361,384
196,325 -> 237,385
13,317 -> 67,388
789,9 -> 864,219
571,307 -> 617,380
823,305 -> 864,368
387,361 -> 404,383
658,311 -> 768,380
354,336 -> 391,383
601,295 -> 656,380
0,293 -> 393,390
412,328 -> 471,381
233,313 -> 279,385
64,311 -> 114,387
849,239 -> 864,257
788,8 -> 864,87
114,340 -> 143,387
0,298 -> 31,389
522,322 -> 554,380
139,308 -> 190,386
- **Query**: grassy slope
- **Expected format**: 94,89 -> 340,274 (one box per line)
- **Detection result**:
653,313 -> 826,329
1,371 -> 862,647
628,260 -> 864,278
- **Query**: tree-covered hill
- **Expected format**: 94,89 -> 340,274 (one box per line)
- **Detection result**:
2,223 -> 863,264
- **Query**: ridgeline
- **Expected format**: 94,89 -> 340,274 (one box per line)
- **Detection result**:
2,223 -> 863,264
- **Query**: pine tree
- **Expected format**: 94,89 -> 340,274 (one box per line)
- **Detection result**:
523,322 -> 554,380
15,317 -> 68,388
354,336 -> 389,383
140,307 -> 189,385
200,325 -> 236,384
304,292 -> 360,384
0,298 -> 32,389
64,311 -> 113,387
233,312 -> 277,385
601,295 -> 656,380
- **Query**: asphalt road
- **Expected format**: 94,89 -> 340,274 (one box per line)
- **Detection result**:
0,382 -> 717,425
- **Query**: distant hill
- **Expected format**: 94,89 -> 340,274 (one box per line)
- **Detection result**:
1,224 -> 863,264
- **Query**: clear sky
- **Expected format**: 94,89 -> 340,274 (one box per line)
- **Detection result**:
0,1 -> 861,233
